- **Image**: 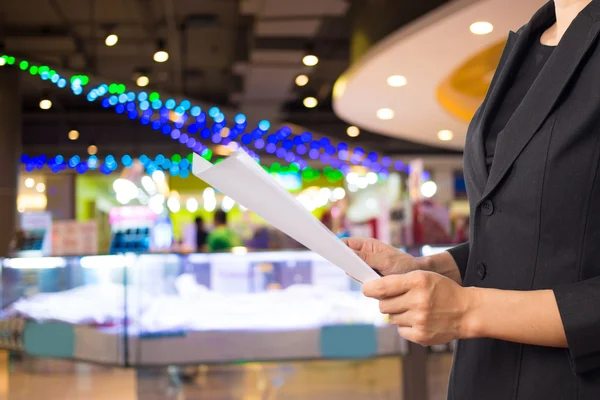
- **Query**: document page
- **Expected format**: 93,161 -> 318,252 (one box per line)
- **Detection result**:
192,150 -> 380,283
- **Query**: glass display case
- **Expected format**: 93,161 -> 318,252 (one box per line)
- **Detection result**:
0,249 -> 422,366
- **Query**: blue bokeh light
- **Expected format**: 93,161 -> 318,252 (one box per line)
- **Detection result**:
87,155 -> 98,169
234,114 -> 246,124
308,149 -> 320,160
122,155 -> 133,167
190,106 -> 201,117
214,113 -> 225,123
208,107 -> 220,118
165,99 -> 176,110
258,120 -> 270,131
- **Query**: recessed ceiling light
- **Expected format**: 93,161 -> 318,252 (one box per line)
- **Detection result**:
39,99 -> 52,110
438,129 -> 454,141
470,21 -> 493,35
295,74 -> 309,86
376,108 -> 394,120
387,75 -> 407,87
302,55 -> 319,67
136,75 -> 149,87
68,130 -> 79,141
347,126 -> 360,137
153,50 -> 169,63
105,34 -> 119,47
303,96 -> 318,108
153,40 -> 169,63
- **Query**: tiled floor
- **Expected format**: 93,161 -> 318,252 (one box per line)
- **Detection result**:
0,354 -> 453,400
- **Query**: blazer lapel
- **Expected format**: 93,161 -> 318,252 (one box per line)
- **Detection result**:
465,2 -> 553,196
479,4 -> 600,205
466,29 -> 523,197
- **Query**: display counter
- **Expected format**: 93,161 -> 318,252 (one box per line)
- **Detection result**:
0,246 -> 453,366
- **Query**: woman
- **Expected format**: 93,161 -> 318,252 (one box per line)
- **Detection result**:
346,0 -> 600,398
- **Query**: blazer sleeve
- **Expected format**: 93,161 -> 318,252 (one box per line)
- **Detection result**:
554,279 -> 600,375
446,242 -> 470,281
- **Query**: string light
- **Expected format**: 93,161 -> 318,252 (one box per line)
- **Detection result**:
4,53 -> 404,176
20,152 -> 363,184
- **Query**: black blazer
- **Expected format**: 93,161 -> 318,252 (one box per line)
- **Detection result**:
447,1 -> 600,399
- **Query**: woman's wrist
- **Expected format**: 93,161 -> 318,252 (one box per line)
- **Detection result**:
419,252 -> 462,284
416,255 -> 434,272
459,286 -> 486,339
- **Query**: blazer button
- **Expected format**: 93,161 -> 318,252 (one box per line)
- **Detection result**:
476,262 -> 487,280
481,199 -> 494,216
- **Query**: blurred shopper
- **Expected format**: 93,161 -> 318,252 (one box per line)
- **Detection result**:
246,226 -> 270,250
195,217 -> 208,252
207,210 -> 241,252
346,1 -> 600,399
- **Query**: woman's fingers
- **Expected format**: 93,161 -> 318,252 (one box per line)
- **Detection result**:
379,295 -> 411,316
353,250 -> 391,273
342,237 -> 370,252
388,312 -> 413,327
363,274 -> 414,299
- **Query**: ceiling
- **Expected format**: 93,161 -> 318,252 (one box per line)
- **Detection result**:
332,0 -> 546,150
1,0 -> 465,159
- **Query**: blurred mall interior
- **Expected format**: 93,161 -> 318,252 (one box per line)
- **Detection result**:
0,0 -> 547,398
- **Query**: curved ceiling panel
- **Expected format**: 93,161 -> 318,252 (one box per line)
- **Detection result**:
332,0 -> 546,150
437,39 -> 505,122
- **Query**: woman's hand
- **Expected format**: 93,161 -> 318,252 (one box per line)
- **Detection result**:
343,238 -> 462,284
343,238 -> 425,276
363,270 -> 475,346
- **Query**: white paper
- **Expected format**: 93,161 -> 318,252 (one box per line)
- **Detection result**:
192,150 -> 380,283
